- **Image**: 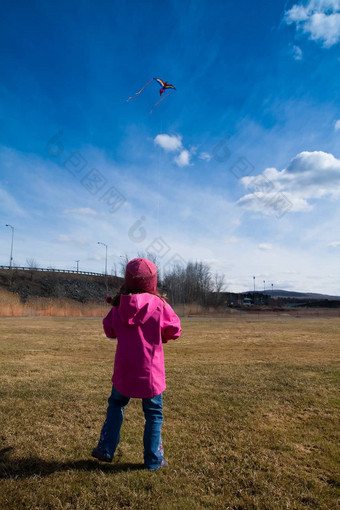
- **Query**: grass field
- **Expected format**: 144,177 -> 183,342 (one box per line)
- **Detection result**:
0,316 -> 339,510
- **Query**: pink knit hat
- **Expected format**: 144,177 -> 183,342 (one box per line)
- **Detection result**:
124,258 -> 157,293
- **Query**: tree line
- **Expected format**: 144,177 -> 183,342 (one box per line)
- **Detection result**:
119,252 -> 226,306
20,253 -> 228,307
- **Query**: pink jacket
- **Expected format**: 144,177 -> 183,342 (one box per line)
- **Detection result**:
103,293 -> 181,398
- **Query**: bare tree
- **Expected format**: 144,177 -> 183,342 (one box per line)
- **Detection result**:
163,260 -> 214,306
26,258 -> 39,269
119,253 -> 130,277
163,262 -> 186,304
214,272 -> 226,293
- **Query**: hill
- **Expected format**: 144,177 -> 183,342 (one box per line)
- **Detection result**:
0,268 -> 123,304
245,289 -> 340,300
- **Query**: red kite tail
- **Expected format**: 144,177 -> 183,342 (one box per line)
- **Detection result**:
150,93 -> 171,114
126,78 -> 153,102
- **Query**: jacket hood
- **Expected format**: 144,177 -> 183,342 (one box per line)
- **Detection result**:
118,293 -> 161,326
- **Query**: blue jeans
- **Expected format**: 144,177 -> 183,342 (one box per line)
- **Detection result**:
96,386 -> 164,470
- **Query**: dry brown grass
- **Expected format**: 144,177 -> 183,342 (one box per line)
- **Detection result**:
0,289 -> 108,317
0,316 -> 339,509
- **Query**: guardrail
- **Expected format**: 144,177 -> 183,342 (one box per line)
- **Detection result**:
0,266 -> 113,277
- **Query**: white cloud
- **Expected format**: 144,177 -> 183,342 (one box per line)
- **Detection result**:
154,133 -> 194,167
328,241 -> 340,247
58,234 -> 89,246
154,134 -> 183,152
335,119 -> 340,130
306,12 -> 340,47
238,191 -> 309,215
238,151 -> 340,215
58,234 -> 71,242
0,186 -> 25,216
88,255 -> 102,261
286,4 -> 309,23
291,44 -> 303,60
174,150 -> 191,167
64,207 -> 98,216
199,152 -> 212,162
258,243 -> 273,251
285,0 -> 340,48
226,236 -> 241,244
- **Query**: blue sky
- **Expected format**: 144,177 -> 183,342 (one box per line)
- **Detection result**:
1,0 -> 340,294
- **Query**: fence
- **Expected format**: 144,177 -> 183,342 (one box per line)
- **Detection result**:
0,266 -> 108,277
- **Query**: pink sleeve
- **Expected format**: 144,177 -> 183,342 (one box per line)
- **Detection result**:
161,303 -> 181,343
103,308 -> 117,339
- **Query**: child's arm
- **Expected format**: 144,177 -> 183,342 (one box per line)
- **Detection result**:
103,308 -> 117,340
161,303 -> 181,343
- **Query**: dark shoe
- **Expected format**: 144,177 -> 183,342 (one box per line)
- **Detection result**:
91,446 -> 113,463
146,458 -> 168,471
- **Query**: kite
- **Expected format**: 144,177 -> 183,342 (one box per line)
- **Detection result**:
126,77 -> 176,113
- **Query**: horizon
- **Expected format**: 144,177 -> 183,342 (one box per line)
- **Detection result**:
1,265 -> 340,299
1,0 -> 340,295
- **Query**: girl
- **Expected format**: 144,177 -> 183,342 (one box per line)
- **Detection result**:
92,257 -> 181,470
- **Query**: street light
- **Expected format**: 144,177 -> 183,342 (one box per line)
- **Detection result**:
253,276 -> 256,304
5,224 -> 14,269
97,242 -> 108,275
